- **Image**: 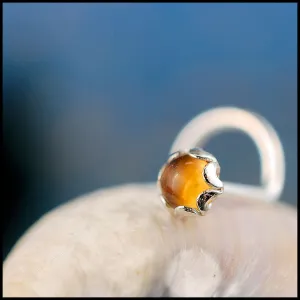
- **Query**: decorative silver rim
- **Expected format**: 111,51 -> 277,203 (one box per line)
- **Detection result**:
158,149 -> 223,216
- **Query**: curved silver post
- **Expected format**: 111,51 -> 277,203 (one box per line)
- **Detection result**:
170,107 -> 285,203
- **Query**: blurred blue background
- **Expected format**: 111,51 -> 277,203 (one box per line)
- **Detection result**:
3,3 -> 297,258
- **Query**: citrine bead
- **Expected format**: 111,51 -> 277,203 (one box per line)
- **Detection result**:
159,154 -> 212,210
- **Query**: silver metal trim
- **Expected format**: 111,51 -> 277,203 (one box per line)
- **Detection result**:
167,150 -> 183,163
203,162 -> 223,189
188,148 -> 217,162
157,163 -> 166,182
196,189 -> 223,212
174,206 -> 201,216
157,147 -> 224,216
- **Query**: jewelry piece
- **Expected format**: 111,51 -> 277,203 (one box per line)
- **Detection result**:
157,148 -> 224,216
158,107 -> 285,215
170,107 -> 285,203
158,106 -> 285,216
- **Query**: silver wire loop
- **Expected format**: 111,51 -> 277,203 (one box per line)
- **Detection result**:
170,107 -> 285,203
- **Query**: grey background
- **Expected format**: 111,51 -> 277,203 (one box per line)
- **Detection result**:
3,3 -> 297,258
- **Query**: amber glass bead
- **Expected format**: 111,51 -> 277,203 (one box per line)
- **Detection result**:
159,154 -> 211,210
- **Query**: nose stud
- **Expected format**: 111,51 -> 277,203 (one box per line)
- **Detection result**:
157,106 -> 285,216
157,148 -> 224,216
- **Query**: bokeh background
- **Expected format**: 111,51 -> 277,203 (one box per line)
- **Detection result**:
3,3 -> 297,259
